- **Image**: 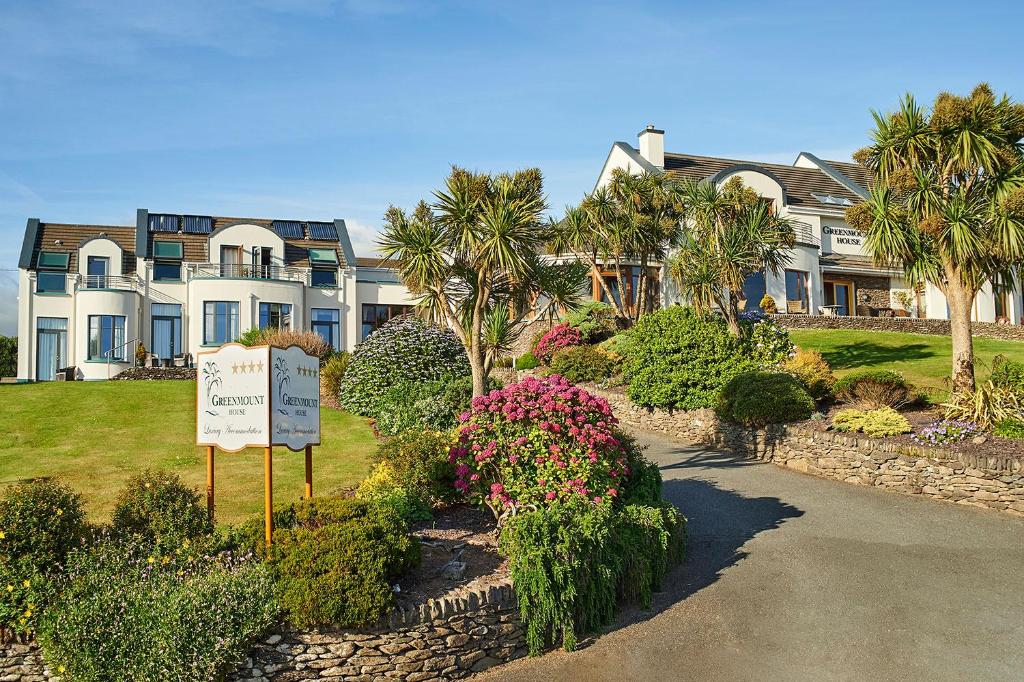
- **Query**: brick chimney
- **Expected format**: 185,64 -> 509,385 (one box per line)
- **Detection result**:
638,124 -> 665,169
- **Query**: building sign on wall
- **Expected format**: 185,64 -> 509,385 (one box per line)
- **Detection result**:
197,344 -> 320,451
822,225 -> 864,246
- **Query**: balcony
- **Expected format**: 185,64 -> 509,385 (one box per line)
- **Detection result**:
792,221 -> 821,248
76,275 -> 139,292
187,262 -> 311,285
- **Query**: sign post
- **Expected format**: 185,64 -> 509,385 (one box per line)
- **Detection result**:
196,343 -> 321,550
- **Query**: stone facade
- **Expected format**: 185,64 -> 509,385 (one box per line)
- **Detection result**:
110,367 -> 197,381
771,313 -> 1024,342
587,385 -> 1024,516
0,582 -> 523,682
850,275 -> 891,314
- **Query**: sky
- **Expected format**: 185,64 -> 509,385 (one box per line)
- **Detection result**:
1,0 -> 1023,335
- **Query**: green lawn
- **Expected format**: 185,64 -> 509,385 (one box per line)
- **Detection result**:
789,328 -> 1024,395
0,381 -> 377,525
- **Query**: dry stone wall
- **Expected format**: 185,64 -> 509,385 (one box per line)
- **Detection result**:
587,385 -> 1024,516
771,313 -> 1024,342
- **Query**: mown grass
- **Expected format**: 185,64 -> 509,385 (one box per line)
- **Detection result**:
789,328 -> 1024,397
0,381 -> 377,524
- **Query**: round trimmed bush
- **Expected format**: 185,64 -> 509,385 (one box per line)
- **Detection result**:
783,347 -> 836,401
515,351 -> 540,370
834,369 -> 911,408
338,315 -> 470,416
549,345 -> 619,384
717,371 -> 815,426
622,307 -> 757,410
450,374 -> 636,517
534,323 -> 584,364
112,470 -> 213,549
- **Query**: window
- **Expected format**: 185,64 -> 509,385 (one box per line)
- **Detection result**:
153,240 -> 183,281
88,315 -> 126,361
153,261 -> 181,281
86,256 -> 109,288
311,308 -> 340,350
785,270 -> 810,314
203,301 -> 239,345
36,272 -> 67,294
36,317 -> 67,381
259,302 -> 292,330
361,304 -> 412,340
152,241 -> 183,259
36,250 -> 70,293
151,303 -> 182,359
311,268 -> 337,287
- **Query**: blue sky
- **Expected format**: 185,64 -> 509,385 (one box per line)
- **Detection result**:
1,0 -> 1022,334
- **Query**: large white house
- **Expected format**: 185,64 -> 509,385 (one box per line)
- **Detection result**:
15,210 -> 415,381
596,125 -> 1024,324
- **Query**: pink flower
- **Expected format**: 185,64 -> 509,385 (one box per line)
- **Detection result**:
545,491 -> 557,501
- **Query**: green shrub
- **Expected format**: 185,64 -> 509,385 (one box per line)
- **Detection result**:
991,355 -> 1024,397
618,438 -> 663,508
942,380 -> 1023,429
994,419 -> 1024,440
622,307 -> 757,410
374,375 -> 497,437
782,348 -> 835,401
0,335 -> 16,377
500,500 -> 684,655
37,537 -> 278,682
112,470 -> 213,550
598,331 -> 632,360
565,302 -> 620,342
716,371 -> 815,426
832,407 -> 911,437
339,315 -> 470,416
357,430 -> 456,520
515,352 -> 540,370
236,327 -> 265,347
0,480 -> 86,636
268,498 -> 419,629
759,294 -> 778,314
834,369 -> 911,409
356,462 -> 432,522
549,345 -> 619,384
320,352 -> 351,408
741,317 -> 794,368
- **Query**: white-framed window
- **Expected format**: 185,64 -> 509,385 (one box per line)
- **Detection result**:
203,301 -> 239,345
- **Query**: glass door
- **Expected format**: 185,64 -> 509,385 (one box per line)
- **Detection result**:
86,256 -> 109,288
36,318 -> 68,380
220,246 -> 241,277
151,304 -> 182,361
824,280 -> 854,316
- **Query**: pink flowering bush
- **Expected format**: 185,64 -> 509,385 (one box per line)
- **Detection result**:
450,374 -> 634,518
533,323 -> 583,364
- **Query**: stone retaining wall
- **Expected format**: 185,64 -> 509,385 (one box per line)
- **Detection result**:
1,582 -> 523,682
588,386 -> 1024,516
770,313 -> 1024,342
110,367 -> 197,381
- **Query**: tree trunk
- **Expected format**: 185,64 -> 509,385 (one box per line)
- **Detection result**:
945,278 -> 977,393
470,351 -> 487,398
725,290 -> 742,337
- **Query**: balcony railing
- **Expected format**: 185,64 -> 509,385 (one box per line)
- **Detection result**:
77,275 -> 139,292
188,263 -> 310,284
792,221 -> 821,248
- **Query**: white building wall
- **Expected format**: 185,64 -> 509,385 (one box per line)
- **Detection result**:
77,238 -> 124,277
74,289 -> 140,380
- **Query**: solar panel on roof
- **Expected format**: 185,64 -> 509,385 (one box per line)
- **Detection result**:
183,215 -> 212,234
307,221 -> 338,241
272,220 -> 304,239
148,214 -> 179,232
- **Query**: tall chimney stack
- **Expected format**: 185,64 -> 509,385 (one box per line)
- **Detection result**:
637,124 -> 665,169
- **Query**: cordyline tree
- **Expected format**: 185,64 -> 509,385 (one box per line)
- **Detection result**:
845,84 -> 1024,392
667,176 -> 796,336
378,167 -> 588,397
550,168 -> 685,323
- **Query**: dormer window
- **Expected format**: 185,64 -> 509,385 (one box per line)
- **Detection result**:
153,240 -> 183,281
36,251 -> 70,293
308,248 -> 339,287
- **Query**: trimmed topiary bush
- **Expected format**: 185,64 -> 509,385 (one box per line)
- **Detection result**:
37,536 -> 277,682
111,470 -> 213,551
0,480 -> 87,637
450,375 -> 634,518
268,498 -> 419,628
622,307 -> 757,410
783,348 -> 836,401
339,315 -> 470,417
373,375 -> 499,437
834,369 -> 911,409
565,302 -> 620,342
515,351 -> 540,370
716,371 -> 815,426
759,294 -> 778,314
549,345 -> 619,384
534,323 -> 584,364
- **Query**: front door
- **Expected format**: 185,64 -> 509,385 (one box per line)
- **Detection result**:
825,280 -> 855,316
36,329 -> 66,380
87,256 -> 109,288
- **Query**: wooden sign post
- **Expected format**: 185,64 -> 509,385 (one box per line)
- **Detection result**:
196,343 -> 322,550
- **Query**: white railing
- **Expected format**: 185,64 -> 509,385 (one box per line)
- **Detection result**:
187,262 -> 310,284
78,275 -> 139,291
792,221 -> 821,248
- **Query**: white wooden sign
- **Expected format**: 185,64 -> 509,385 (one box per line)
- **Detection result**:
196,344 -> 321,452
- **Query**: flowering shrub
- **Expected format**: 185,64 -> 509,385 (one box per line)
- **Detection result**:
534,324 -> 583,364
912,419 -> 979,446
450,375 -> 635,518
741,316 -> 794,368
339,315 -> 470,416
37,535 -> 277,682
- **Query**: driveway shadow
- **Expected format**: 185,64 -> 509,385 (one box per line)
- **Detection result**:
601,474 -> 803,635
658,445 -> 761,470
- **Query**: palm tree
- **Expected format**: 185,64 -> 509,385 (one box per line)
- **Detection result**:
668,177 -> 795,335
845,84 -> 1024,392
378,167 -> 588,396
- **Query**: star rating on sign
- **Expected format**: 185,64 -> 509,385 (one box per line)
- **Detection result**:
231,360 -> 264,374
297,365 -> 319,378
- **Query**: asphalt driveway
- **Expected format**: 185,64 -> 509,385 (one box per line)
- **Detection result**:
480,431 -> 1024,681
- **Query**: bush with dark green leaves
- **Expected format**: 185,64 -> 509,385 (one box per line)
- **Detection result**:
37,536 -> 277,682
373,375 -> 500,437
834,369 -> 911,409
357,429 -> 456,521
111,470 -> 213,550
0,480 -> 87,636
622,307 -> 757,410
549,345 -> 619,384
500,500 -> 684,655
0,335 -> 15,377
268,497 -> 419,628
565,302 -> 620,342
515,352 -> 540,370
717,371 -> 815,426
991,355 -> 1024,398
339,315 -> 470,416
